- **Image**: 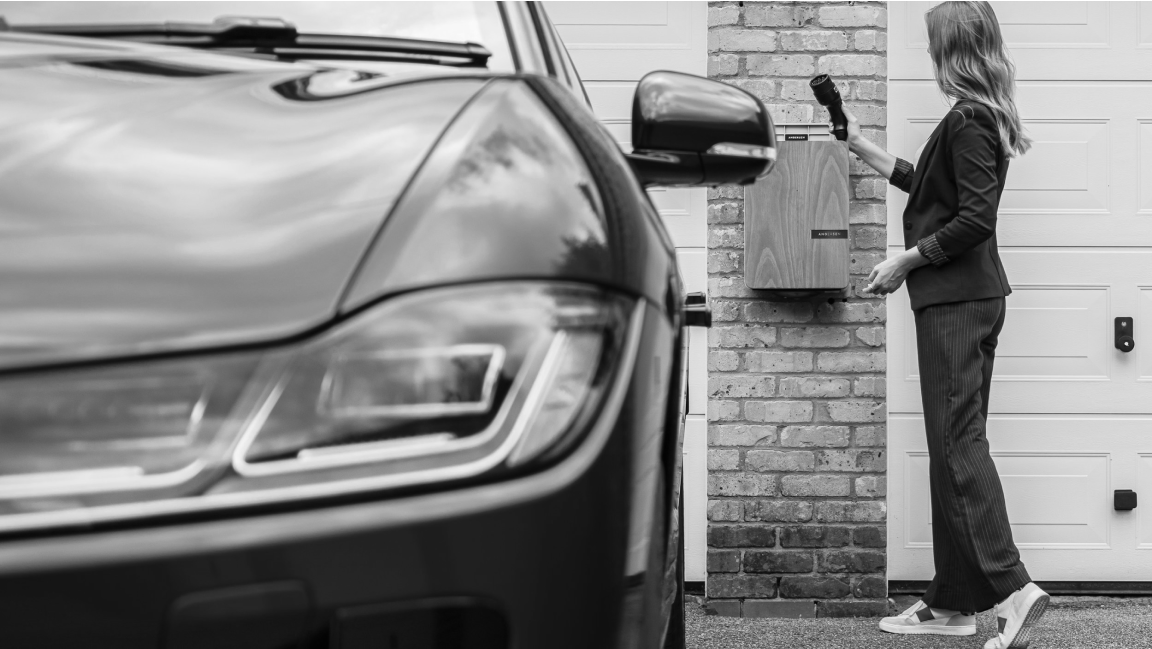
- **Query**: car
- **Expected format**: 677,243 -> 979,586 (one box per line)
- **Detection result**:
0,3 -> 775,647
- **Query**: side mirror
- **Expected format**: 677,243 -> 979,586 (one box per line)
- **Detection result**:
626,71 -> 776,187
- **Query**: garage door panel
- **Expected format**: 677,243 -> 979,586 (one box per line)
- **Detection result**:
890,83 -> 1152,247
1000,120 -> 1109,214
891,0 -> 1152,583
993,285 -> 1110,380
892,2 -> 1152,80
1002,474 -> 1093,528
996,454 -> 1110,546
547,1 -> 667,26
582,81 -> 635,124
600,122 -> 631,149
903,452 -> 932,546
891,415 -> 1152,580
986,1 -> 1106,47
1140,121 -> 1152,214
549,1 -> 704,81
683,415 -> 707,580
1136,454 -> 1152,549
897,1 -> 1107,50
651,187 -> 705,249
901,446 -> 1110,549
995,1 -> 1092,29
1139,287 -> 1152,381
890,252 -> 1152,415
1142,4 -> 1152,48
896,285 -> 1111,384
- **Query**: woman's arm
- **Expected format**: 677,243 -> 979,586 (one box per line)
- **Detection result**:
844,113 -> 896,178
834,106 -> 929,296
916,104 -> 1002,267
839,106 -> 914,193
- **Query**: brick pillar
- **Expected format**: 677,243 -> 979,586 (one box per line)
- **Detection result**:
705,1 -> 889,618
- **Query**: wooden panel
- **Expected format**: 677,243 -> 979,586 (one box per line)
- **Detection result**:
744,141 -> 849,290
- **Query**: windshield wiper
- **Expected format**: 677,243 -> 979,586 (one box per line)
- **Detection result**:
3,16 -> 492,67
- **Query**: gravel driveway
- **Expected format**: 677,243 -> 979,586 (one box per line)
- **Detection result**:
686,597 -> 1152,649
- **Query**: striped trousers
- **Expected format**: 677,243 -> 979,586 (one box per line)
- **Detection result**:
915,296 -> 1031,612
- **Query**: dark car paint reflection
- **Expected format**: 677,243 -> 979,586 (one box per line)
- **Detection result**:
344,80 -> 612,307
72,59 -> 235,78
273,68 -> 484,101
0,58 -> 486,370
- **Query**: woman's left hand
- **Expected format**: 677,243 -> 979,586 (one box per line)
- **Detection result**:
864,257 -> 910,297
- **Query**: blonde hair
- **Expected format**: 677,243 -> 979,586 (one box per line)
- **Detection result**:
926,1 -> 1031,157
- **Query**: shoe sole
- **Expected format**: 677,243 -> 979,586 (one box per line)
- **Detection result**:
878,620 -> 976,636
1006,591 -> 1050,649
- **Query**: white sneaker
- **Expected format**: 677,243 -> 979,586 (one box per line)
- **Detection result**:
878,600 -> 976,636
983,582 -> 1049,649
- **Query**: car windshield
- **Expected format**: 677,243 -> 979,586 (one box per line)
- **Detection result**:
0,1 -> 515,71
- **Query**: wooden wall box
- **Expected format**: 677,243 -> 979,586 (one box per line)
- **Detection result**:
744,123 -> 850,293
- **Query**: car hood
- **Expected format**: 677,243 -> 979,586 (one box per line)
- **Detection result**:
0,34 -> 488,370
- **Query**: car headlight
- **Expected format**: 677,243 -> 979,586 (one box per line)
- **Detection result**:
0,283 -> 634,534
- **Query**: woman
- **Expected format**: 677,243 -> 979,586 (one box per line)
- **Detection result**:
840,3 -> 1048,648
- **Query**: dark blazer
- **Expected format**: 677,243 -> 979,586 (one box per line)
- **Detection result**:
890,99 -> 1012,310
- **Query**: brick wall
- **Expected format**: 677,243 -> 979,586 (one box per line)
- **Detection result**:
705,1 -> 889,618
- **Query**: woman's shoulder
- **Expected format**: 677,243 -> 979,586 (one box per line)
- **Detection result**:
947,99 -> 993,119
945,100 -> 995,133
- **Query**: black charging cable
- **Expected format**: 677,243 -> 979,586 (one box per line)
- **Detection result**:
810,74 -> 848,141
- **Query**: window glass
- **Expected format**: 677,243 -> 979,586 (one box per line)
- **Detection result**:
536,4 -> 589,105
502,1 -> 546,73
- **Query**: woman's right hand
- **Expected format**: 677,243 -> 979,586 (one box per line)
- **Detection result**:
835,105 -> 864,154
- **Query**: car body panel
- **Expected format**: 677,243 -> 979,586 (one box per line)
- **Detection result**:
342,74 -> 678,319
0,298 -> 674,649
0,33 -> 487,371
340,78 -> 614,310
0,4 -> 695,648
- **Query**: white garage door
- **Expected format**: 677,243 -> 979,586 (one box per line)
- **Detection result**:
544,1 -> 709,581
888,1 -> 1152,582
